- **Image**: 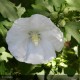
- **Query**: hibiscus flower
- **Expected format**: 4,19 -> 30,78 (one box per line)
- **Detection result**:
6,14 -> 64,64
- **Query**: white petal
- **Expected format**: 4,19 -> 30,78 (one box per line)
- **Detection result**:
13,17 -> 32,32
41,39 -> 56,61
25,40 -> 56,64
25,41 -> 44,64
26,53 -> 44,64
41,27 -> 64,52
6,25 -> 29,62
7,38 -> 29,62
29,14 -> 56,31
13,14 -> 56,32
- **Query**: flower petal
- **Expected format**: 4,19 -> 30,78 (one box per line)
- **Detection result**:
41,39 -> 56,61
25,39 -> 56,64
24,40 -> 44,64
41,27 -> 64,52
6,25 -> 30,62
13,14 -> 56,32
29,14 -> 56,31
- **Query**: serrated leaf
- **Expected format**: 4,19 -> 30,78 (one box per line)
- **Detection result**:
66,0 -> 80,7
34,0 -> 65,12
59,62 -> 67,67
0,52 -> 13,62
32,0 -> 65,19
65,22 -> 80,44
32,0 -> 54,13
49,0 -> 65,11
65,0 -> 80,12
0,0 -> 18,21
16,4 -> 26,17
0,22 -> 7,37
0,47 -> 13,62
2,20 -> 12,29
0,47 -> 5,53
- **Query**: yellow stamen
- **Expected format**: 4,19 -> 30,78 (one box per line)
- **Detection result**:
30,32 -> 40,46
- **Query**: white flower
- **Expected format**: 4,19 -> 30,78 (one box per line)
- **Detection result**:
6,14 -> 64,64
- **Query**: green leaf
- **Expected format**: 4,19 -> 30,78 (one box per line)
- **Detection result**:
0,47 -> 5,53
64,67 -> 76,76
66,0 -> 80,7
16,4 -> 26,17
33,0 -> 65,12
0,62 -> 7,75
0,47 -> 13,62
65,22 -> 80,44
49,0 -> 65,11
65,0 -> 80,12
0,0 -> 18,21
30,66 -> 43,73
17,62 -> 36,75
32,0 -> 65,20
0,22 -> 7,37
0,52 -> 13,62
59,62 -> 67,67
2,20 -> 12,29
0,61 -> 12,75
32,0 -> 54,13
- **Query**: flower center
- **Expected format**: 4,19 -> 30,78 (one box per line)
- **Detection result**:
29,32 -> 40,46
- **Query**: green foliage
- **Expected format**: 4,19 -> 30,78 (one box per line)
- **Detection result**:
0,47 -> 13,75
64,67 -> 76,76
0,47 -> 5,53
16,4 -> 26,17
48,0 -> 65,11
16,62 -> 35,75
0,22 -> 7,37
65,0 -> 80,12
0,0 -> 18,21
0,47 -> 13,62
33,0 -> 65,12
0,62 -> 7,75
30,65 -> 43,73
0,0 -> 79,79
65,22 -> 80,44
0,0 -> 26,21
1,20 -> 13,29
